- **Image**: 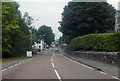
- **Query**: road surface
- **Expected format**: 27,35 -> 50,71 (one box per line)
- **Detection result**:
2,48 -> 119,81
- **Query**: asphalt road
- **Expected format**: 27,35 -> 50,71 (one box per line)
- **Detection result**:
2,48 -> 119,81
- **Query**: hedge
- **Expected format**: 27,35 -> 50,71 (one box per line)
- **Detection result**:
70,33 -> 120,52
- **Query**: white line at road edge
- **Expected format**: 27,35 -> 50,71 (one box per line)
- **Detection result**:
2,58 -> 32,72
99,71 -> 107,75
112,76 -> 119,80
63,55 -> 94,70
63,55 -> 120,80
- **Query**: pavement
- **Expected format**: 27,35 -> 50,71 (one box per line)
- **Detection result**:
1,48 -> 119,81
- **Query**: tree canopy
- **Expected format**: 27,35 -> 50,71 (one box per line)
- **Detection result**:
59,2 -> 116,43
2,2 -> 33,58
36,25 -> 55,46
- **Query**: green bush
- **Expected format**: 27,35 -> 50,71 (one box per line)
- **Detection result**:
70,33 -> 120,52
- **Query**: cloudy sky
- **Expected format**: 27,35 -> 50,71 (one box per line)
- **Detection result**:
15,0 -> 120,39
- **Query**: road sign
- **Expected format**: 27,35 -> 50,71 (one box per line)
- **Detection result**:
29,37 -> 33,40
29,33 -> 33,36
27,51 -> 32,57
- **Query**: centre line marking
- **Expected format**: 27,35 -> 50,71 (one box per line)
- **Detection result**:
55,70 -> 62,81
51,60 -> 53,62
52,63 -> 55,67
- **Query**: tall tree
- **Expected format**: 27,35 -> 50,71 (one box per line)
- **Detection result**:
59,2 -> 116,43
36,25 -> 55,46
2,2 -> 33,58
2,2 -> 20,57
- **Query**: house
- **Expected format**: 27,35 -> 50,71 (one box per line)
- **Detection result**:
115,10 -> 120,32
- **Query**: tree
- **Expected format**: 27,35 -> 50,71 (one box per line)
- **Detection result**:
36,25 -> 55,46
2,2 -> 33,58
2,2 -> 20,57
59,2 -> 116,43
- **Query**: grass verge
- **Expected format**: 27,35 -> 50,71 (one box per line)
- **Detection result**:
2,54 -> 38,62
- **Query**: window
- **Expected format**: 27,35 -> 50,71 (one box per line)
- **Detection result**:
117,17 -> 120,23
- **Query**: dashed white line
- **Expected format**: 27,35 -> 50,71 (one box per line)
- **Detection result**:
51,52 -> 62,81
8,65 -> 14,69
55,70 -> 62,81
112,76 -> 119,80
19,62 -> 22,64
52,63 -> 55,67
14,64 -> 18,66
2,69 -> 7,72
2,58 -> 32,72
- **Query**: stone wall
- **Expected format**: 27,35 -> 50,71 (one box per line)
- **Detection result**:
65,48 -> 119,65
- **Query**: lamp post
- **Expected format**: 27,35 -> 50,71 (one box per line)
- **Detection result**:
33,19 -> 39,45
40,34 -> 45,51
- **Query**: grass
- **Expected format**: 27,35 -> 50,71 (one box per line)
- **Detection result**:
2,54 -> 38,62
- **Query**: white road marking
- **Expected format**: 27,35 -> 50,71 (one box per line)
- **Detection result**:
2,69 -> 7,72
112,76 -> 119,80
55,70 -> 62,81
14,64 -> 18,66
99,71 -> 107,75
18,62 -> 21,64
79,63 -> 94,70
51,60 -> 53,62
52,52 -> 62,81
52,63 -> 55,67
63,55 -> 119,79
2,58 -> 32,72
63,55 -> 94,70
8,65 -> 14,69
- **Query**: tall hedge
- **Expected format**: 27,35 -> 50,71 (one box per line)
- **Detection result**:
70,33 -> 120,52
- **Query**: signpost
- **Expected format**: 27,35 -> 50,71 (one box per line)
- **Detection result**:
27,30 -> 33,57
27,51 -> 32,57
29,33 -> 33,40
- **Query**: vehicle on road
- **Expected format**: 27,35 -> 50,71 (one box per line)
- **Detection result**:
55,48 -> 60,54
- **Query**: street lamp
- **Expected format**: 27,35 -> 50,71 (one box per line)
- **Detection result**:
33,19 -> 39,45
40,34 -> 45,51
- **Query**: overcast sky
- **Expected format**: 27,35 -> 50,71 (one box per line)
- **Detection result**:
15,0 -> 120,39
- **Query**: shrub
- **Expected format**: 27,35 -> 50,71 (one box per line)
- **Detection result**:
70,33 -> 120,52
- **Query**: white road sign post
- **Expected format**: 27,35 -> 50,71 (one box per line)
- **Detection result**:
27,51 -> 32,57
